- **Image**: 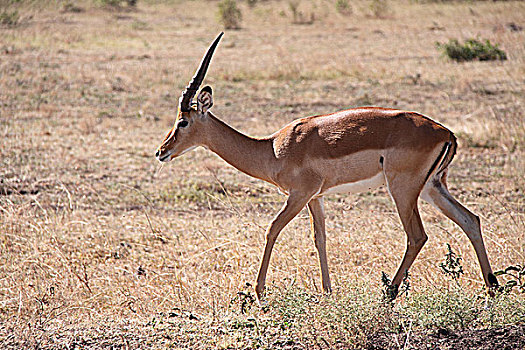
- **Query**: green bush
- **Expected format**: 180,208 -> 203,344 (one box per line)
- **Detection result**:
288,0 -> 314,25
437,38 -> 507,62
217,0 -> 242,29
0,10 -> 20,27
369,0 -> 390,18
336,0 -> 352,15
495,264 -> 525,294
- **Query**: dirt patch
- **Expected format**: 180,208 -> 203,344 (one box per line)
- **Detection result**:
367,323 -> 525,350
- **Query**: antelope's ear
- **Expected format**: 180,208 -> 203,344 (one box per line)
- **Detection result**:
197,86 -> 213,114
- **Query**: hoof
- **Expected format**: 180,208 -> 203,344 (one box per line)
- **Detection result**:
255,284 -> 265,305
487,273 -> 499,297
384,284 -> 399,302
257,298 -> 268,308
488,272 -> 499,288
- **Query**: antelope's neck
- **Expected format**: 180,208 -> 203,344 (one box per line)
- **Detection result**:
203,114 -> 277,183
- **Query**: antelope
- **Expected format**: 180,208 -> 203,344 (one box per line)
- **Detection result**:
155,32 -> 498,302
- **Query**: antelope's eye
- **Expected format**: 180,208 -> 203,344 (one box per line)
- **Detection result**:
178,120 -> 189,128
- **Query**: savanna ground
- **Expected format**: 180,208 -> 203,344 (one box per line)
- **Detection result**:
1,0 -> 524,348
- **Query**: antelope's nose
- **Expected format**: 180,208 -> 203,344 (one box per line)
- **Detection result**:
155,149 -> 160,158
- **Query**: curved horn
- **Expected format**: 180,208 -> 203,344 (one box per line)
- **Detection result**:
179,32 -> 224,112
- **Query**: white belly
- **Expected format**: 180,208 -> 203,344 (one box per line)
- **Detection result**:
319,172 -> 385,196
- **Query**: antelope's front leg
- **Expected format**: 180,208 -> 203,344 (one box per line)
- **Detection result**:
308,197 -> 332,293
255,189 -> 319,303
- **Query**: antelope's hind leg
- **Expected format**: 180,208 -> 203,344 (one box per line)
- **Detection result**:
421,171 -> 498,289
386,181 -> 428,294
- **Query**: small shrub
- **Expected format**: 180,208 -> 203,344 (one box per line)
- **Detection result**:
381,270 -> 410,302
97,0 -> 137,8
439,243 -> 464,283
336,0 -> 352,15
436,38 -> 507,62
0,10 -> 20,27
381,272 -> 396,302
495,264 -> 525,294
217,0 -> 242,29
288,0 -> 314,25
99,0 -> 121,6
288,0 -> 300,21
369,0 -> 390,18
62,2 -> 84,13
230,284 -> 256,314
246,0 -> 258,8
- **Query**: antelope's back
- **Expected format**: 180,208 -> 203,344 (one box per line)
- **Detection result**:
272,107 -> 452,161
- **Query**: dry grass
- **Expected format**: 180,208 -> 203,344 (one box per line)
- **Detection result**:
1,0 -> 524,348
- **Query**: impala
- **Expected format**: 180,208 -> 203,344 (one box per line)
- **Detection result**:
155,33 -> 498,302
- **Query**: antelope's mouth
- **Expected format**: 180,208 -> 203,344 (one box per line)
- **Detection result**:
157,151 -> 172,162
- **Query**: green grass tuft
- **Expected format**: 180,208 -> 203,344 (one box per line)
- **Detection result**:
217,0 -> 242,29
0,9 -> 20,27
335,0 -> 352,15
437,38 -> 507,62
